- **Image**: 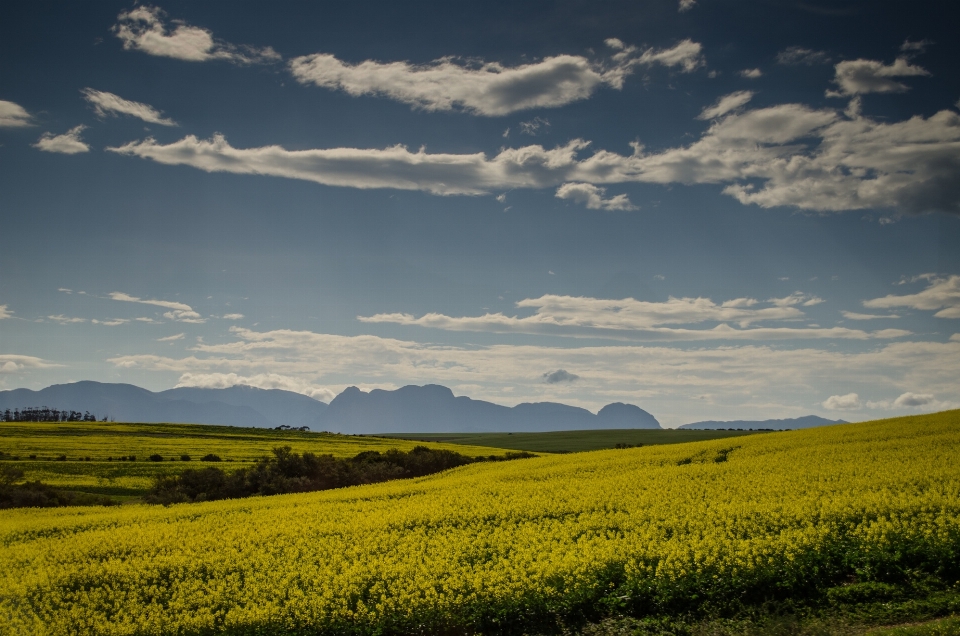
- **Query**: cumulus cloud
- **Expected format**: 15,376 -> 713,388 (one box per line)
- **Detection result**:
108,291 -> 206,322
113,5 -> 280,64
288,39 -> 703,116
776,47 -> 830,66
555,182 -> 636,211
863,275 -> 960,318
827,57 -> 930,97
107,326 -> 960,419
222,313 -> 244,320
0,100 -> 34,128
0,305 -> 11,320
739,68 -> 762,79
697,90 -> 754,120
678,0 -> 696,11
81,88 -> 177,126
769,292 -> 824,307
358,294 -> 910,341
543,369 -> 580,384
867,391 -> 958,411
0,354 -> 62,373
176,372 -> 335,401
893,391 -> 935,407
33,126 -> 90,154
109,100 -> 960,215
823,393 -> 861,410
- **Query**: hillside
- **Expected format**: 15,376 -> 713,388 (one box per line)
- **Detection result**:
679,415 -> 847,430
0,421 -> 516,498
3,410 -> 958,635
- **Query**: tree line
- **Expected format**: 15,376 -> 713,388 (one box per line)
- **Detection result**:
146,445 -> 535,505
1,407 -> 107,422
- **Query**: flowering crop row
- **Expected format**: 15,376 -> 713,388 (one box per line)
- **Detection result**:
1,411 -> 958,635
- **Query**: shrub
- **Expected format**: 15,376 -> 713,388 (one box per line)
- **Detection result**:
148,454 -> 163,462
180,454 -> 191,462
200,454 -> 222,462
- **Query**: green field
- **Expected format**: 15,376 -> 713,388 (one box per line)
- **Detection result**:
376,427 -> 765,453
0,421 -> 517,498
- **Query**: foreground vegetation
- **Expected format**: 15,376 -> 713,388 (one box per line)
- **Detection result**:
379,427 -> 765,453
0,421 -> 514,497
1,410 -> 958,635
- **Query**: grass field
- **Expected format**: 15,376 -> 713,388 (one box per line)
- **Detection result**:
2,410 -> 958,635
377,427 -> 765,453
0,421 -> 516,497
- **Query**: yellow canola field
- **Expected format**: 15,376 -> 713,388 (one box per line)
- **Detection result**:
2,411 -> 959,635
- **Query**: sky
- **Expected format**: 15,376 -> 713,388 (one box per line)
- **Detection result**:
1,0 -> 959,427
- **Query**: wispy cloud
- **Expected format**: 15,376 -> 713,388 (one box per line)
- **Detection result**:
739,68 -> 762,79
222,313 -> 245,320
0,354 -> 62,373
92,318 -> 130,326
0,305 -> 11,320
357,294 -> 910,341
697,90 -> 754,120
81,88 -> 177,126
34,126 -> 90,154
113,5 -> 280,64
555,182 -> 636,211
158,333 -> 185,341
109,99 -> 960,215
776,46 -> 830,66
176,372 -> 335,401
678,0 -> 696,12
288,39 -> 703,116
107,291 -> 205,323
841,311 -> 900,320
863,275 -> 960,318
543,369 -> 580,384
106,326 -> 960,417
0,100 -> 34,128
48,314 -> 86,324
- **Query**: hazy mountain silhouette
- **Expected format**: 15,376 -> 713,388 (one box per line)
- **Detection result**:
678,415 -> 846,430
0,381 -> 662,433
322,385 -> 661,433
0,381 -> 323,429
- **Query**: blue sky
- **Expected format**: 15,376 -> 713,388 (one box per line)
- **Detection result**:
1,0 -> 959,426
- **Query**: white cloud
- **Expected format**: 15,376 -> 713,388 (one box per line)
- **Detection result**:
519,116 -> 550,136
0,305 -> 11,320
0,100 -> 34,128
158,333 -> 185,342
863,275 -> 960,318
108,100 -> 960,215
107,326 -> 960,420
768,292 -> 823,307
827,57 -> 930,97
222,313 -> 244,320
739,68 -> 762,79
0,354 -> 62,373
822,393 -> 861,410
108,291 -> 206,323
776,47 -> 830,66
555,182 -> 636,211
900,39 -> 932,54
81,88 -> 177,126
48,314 -> 86,324
678,0 -> 696,11
33,126 -> 90,154
113,5 -> 280,64
288,39 -> 703,116
92,318 -> 130,326
697,90 -> 755,120
176,372 -> 335,401
893,391 -> 935,407
841,311 -> 900,320
357,294 -> 910,341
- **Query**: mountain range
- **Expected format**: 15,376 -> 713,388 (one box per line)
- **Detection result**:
0,381 -> 845,433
